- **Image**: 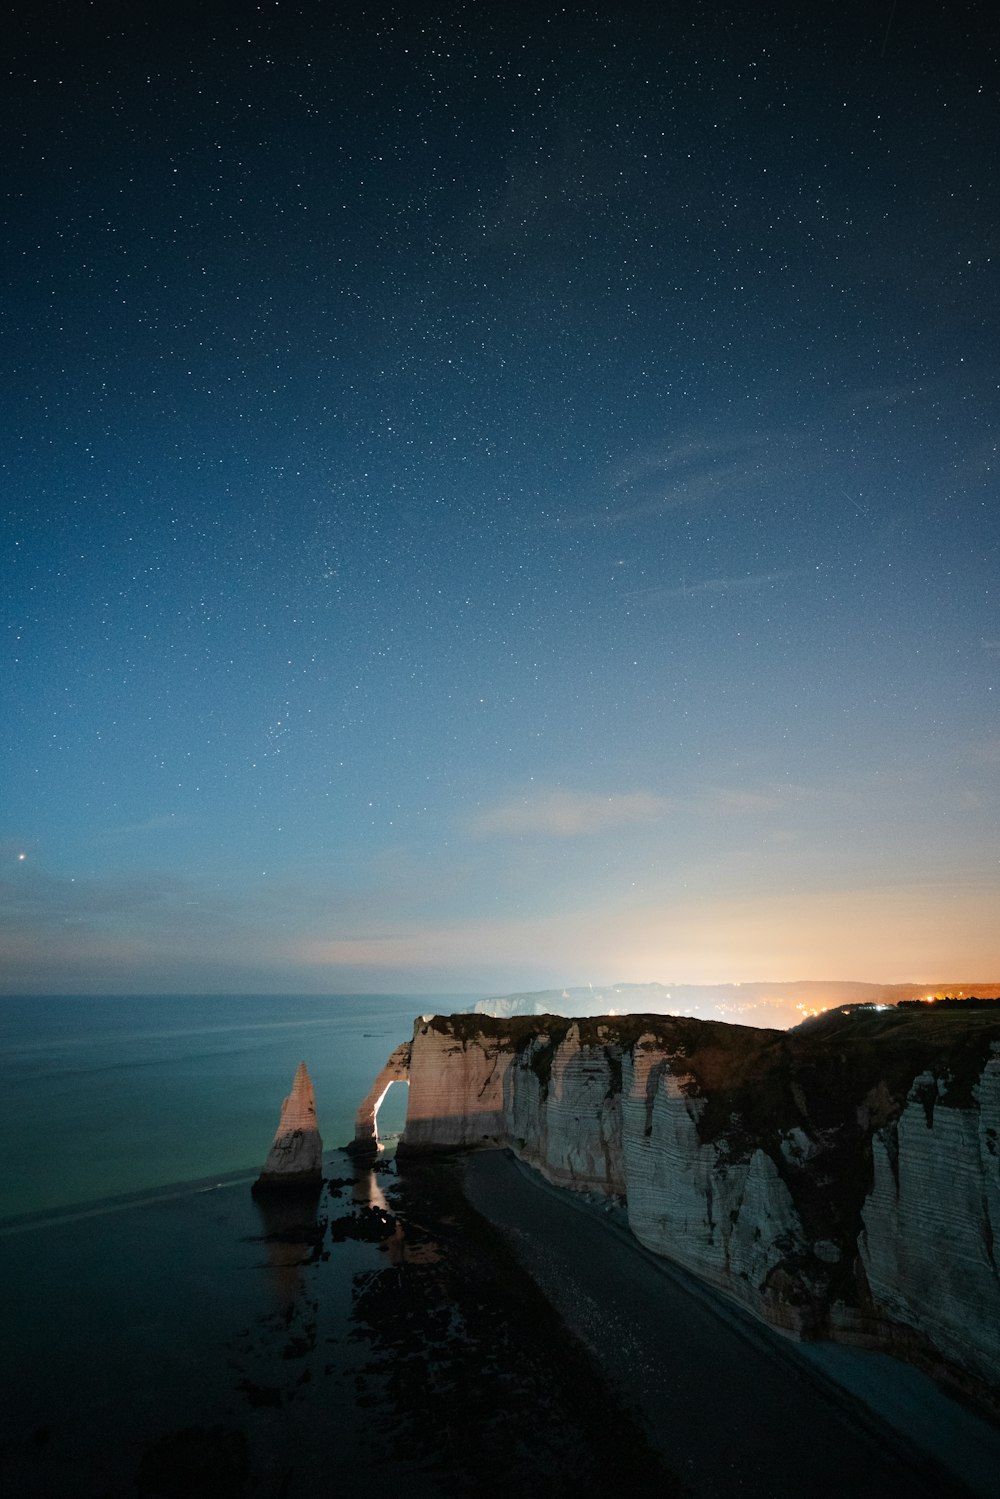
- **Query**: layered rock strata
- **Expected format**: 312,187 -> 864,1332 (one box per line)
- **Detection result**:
359,1007 -> 1000,1408
253,1061 -> 323,1192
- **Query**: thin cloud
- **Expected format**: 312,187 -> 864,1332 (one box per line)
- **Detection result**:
610,433 -> 772,491
844,381 -> 920,411
468,789 -> 671,838
560,456 -> 749,532
627,568 -> 804,603
559,429 -> 807,531
697,786 -> 789,816
467,781 -> 802,841
97,813 -> 184,841
967,736 -> 1000,767
1,867 -> 191,920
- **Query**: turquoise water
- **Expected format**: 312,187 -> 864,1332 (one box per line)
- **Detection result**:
0,993 -> 453,1222
0,993 -> 476,1497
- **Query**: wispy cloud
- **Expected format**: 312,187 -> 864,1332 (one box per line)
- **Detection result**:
96,813 -> 184,841
294,874 -> 1000,991
558,429 -> 807,531
844,381 -> 921,411
967,736 -> 1000,767
0,866 -> 226,923
466,781 -> 804,841
696,786 -> 790,816
609,434 -> 772,491
467,788 -> 671,838
627,568 -> 804,603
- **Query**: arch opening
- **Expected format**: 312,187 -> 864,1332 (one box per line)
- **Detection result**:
372,1078 -> 409,1147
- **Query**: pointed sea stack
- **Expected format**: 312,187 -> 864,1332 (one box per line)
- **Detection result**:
252,1062 -> 324,1195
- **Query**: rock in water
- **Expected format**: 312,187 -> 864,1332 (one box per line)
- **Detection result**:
252,1062 -> 323,1194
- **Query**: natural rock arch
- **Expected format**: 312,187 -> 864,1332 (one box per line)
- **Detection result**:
348,1041 -> 411,1154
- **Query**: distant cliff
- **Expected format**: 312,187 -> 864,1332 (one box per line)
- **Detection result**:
362,1006 -> 1000,1409
472,980 -> 1000,1029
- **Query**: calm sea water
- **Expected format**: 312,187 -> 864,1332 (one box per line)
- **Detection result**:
1,993 -> 683,1499
0,993 -> 479,1498
0,993 -> 446,1222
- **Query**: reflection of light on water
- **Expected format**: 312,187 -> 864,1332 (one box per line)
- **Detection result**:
350,1165 -> 440,1266
353,1168 -> 389,1213
252,1189 -> 322,1306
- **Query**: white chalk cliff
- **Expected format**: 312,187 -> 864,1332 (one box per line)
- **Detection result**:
349,1041 -> 411,1154
254,1061 -> 323,1190
359,1007 -> 1000,1408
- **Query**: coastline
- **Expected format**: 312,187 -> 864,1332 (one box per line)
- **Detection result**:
458,1148 -> 1000,1499
5,1135 -> 998,1498
0,1147 -> 676,1498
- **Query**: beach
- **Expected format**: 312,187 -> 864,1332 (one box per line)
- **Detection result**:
0,1147 -> 674,1498
460,1149 -> 1000,1498
5,1135 -> 1000,1497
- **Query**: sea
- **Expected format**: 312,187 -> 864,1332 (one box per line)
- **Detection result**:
0,993 -> 425,1225
0,992 -> 565,1499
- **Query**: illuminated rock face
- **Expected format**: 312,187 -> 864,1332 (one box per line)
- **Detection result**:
254,1062 -> 323,1191
364,1009 -> 1000,1403
348,1042 -> 412,1155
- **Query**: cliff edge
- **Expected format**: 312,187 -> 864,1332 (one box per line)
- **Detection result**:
360,1006 -> 1000,1411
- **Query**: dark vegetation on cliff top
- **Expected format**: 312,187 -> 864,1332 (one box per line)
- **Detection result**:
426,1006 -> 999,1177
426,1004 -> 1000,1302
427,1003 -> 999,1122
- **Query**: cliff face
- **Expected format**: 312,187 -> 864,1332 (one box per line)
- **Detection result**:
374,1008 -> 1000,1404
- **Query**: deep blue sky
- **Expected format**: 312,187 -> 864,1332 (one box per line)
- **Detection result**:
3,1 -> 998,996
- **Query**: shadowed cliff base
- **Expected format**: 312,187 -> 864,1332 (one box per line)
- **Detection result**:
461,1149 -> 999,1499
349,1152 -> 678,1498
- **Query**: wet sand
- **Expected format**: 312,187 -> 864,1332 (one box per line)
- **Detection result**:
461,1148 -> 1000,1499
0,1151 -> 676,1499
6,1147 -> 998,1498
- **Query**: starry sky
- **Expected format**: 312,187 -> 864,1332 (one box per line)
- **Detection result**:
3,0 -> 998,997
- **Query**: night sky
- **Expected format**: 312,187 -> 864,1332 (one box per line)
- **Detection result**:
3,1 -> 998,997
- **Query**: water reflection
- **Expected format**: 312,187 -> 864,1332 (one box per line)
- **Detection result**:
250,1187 -> 324,1305
352,1165 -> 389,1212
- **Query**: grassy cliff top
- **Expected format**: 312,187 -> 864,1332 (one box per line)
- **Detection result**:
424,1001 -> 999,1060
421,1004 -> 1000,1131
